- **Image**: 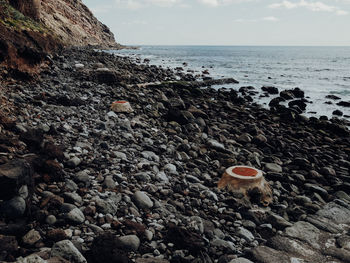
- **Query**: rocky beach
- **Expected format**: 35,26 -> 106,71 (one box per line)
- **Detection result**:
0,46 -> 350,263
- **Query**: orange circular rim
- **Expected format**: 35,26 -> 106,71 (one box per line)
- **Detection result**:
113,101 -> 127,104
232,167 -> 258,177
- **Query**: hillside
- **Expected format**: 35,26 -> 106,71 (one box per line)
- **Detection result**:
0,0 -> 117,77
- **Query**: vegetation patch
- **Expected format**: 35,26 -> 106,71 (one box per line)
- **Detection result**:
0,0 -> 48,34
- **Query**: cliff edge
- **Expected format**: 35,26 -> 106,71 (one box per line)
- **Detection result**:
0,0 -> 117,77
40,0 -> 116,47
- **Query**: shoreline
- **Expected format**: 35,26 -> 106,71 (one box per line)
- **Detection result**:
110,46 -> 350,120
0,47 -> 350,262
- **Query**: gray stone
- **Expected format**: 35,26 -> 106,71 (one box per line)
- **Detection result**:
17,254 -> 47,263
156,172 -> 169,183
119,235 -> 140,251
317,202 -> 350,224
46,215 -> 57,225
67,156 -> 81,168
265,163 -> 282,173
75,170 -> 90,184
268,213 -> 293,230
304,183 -> 328,197
103,176 -> 116,189
141,151 -> 160,162
164,163 -> 177,173
251,246 -> 291,263
22,229 -> 41,246
335,191 -> 350,203
237,133 -> 252,143
94,195 -> 121,215
189,216 -> 204,234
207,139 -> 225,151
229,258 -> 254,263
0,196 -> 26,218
66,208 -> 85,224
133,191 -> 153,209
51,240 -> 87,263
284,221 -> 321,249
237,227 -> 254,242
144,230 -> 153,241
63,192 -> 82,204
211,238 -> 236,252
114,151 -> 127,160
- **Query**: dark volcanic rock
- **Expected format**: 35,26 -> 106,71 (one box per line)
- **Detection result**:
0,159 -> 32,200
165,224 -> 206,254
261,86 -> 278,94
337,101 -> 350,107
90,233 -> 130,263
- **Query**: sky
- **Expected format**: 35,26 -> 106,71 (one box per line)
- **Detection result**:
82,0 -> 350,46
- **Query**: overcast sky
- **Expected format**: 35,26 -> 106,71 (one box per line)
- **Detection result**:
82,0 -> 350,46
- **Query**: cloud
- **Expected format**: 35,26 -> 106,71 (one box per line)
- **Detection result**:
114,0 -> 182,9
235,16 -> 280,22
197,0 -> 257,6
269,0 -> 348,15
262,16 -> 279,21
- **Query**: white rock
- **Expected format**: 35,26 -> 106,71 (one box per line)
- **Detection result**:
75,63 -> 84,69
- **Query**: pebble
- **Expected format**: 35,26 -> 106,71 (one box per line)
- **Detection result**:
66,208 -> 85,224
119,235 -> 141,251
22,229 -> 41,246
133,191 -> 154,209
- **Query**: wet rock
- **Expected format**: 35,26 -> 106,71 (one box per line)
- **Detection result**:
132,191 -> 153,209
261,86 -> 278,94
280,90 -> 294,100
337,101 -> 350,107
333,109 -> 343,116
325,94 -> 341,100
51,240 -> 87,263
291,87 -> 304,98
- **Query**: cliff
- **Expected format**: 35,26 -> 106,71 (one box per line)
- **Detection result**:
40,0 -> 116,47
0,0 -> 117,77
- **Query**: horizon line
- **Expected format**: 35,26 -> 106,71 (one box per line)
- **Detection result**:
122,44 -> 350,47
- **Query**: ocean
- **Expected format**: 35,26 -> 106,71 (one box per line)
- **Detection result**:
110,46 -> 350,118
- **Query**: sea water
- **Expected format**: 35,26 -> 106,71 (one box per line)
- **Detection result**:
110,46 -> 350,118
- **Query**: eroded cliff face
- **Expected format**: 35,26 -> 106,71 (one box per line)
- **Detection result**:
0,0 -> 116,78
40,0 -> 116,47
